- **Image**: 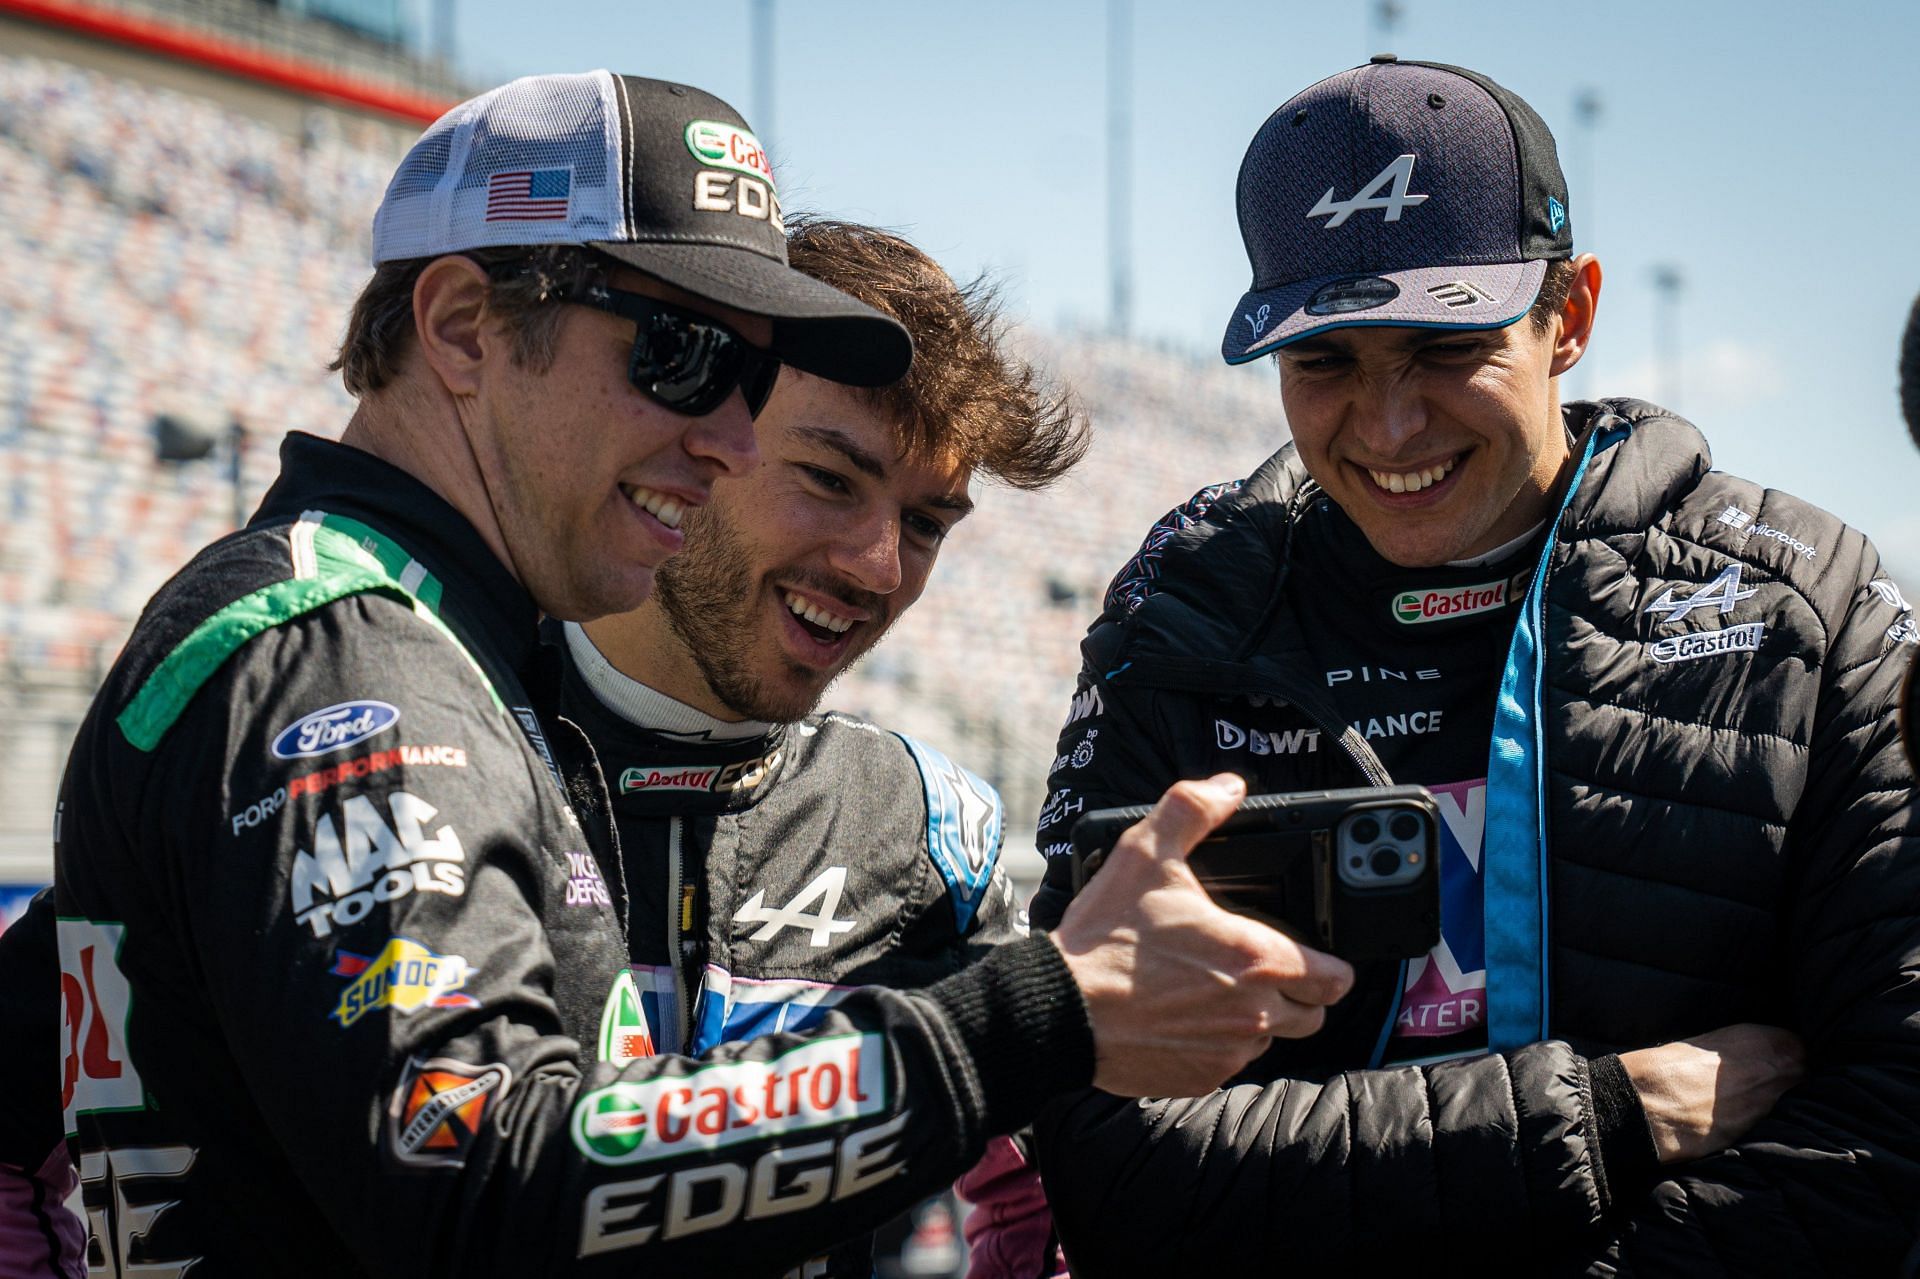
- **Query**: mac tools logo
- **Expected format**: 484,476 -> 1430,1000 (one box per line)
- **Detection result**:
272,701 -> 398,760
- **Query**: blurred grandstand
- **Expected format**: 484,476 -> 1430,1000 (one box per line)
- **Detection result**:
0,4 -> 1292,898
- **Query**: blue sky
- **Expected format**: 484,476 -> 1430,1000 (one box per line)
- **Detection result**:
454,0 -> 1920,577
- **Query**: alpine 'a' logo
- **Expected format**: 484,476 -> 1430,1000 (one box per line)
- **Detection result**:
735,866 -> 856,948
1644,564 -> 1758,626
1308,154 -> 1429,228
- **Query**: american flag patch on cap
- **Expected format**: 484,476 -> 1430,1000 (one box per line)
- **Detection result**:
485,168 -> 572,222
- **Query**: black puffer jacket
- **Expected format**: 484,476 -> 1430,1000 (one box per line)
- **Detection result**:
1029,401 -> 1920,1274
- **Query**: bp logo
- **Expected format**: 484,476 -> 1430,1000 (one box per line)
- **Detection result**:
684,120 -> 775,189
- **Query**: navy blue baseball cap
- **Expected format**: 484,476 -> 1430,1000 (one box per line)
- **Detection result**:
1222,56 -> 1573,364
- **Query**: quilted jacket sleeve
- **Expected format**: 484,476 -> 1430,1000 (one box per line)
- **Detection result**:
1599,551 -> 1920,1275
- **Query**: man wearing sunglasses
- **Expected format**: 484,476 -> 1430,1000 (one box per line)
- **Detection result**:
45,72 -> 1352,1277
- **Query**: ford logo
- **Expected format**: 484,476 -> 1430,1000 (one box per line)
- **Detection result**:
272,701 -> 400,760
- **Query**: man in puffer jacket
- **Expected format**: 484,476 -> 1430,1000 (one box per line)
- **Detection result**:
984,57 -> 1920,1276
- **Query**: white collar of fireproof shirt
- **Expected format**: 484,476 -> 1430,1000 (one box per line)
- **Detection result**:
562,621 -> 772,741
1446,519 -> 1548,570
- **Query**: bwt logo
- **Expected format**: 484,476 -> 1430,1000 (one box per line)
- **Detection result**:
1214,719 -> 1320,756
272,700 -> 399,760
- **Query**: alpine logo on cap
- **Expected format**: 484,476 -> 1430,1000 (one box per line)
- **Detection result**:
1308,154 -> 1429,228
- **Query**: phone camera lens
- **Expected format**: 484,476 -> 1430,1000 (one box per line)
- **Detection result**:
1390,812 -> 1421,841
1369,848 -> 1401,877
1350,816 -> 1380,843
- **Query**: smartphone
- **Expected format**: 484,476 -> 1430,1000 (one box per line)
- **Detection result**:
1070,785 -> 1441,963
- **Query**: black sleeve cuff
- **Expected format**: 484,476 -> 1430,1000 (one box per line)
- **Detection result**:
1589,1051 -> 1660,1206
924,933 -> 1095,1134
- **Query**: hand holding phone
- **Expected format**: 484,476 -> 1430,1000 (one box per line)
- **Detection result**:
1047,775 -> 1356,1096
1072,785 -> 1441,963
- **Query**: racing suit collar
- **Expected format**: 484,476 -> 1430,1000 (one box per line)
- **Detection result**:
553,638 -> 790,817
561,620 -> 772,740
253,432 -> 542,678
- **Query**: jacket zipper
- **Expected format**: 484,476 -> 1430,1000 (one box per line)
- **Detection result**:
667,816 -> 691,1052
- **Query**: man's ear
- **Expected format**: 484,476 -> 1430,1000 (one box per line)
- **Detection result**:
1550,253 -> 1603,378
412,256 -> 496,397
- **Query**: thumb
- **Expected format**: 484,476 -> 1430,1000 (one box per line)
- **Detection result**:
1131,773 -> 1247,862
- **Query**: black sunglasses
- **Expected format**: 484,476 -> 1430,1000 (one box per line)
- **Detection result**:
565,283 -> 781,418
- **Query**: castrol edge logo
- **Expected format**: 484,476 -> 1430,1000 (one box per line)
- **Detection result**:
1391,575 -> 1520,625
684,120 -> 775,190
572,1033 -> 885,1166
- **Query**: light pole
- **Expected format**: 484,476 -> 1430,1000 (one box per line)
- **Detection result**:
752,0 -> 775,148
1369,0 -> 1403,53
1573,88 -> 1601,250
1569,88 -> 1601,401
1107,0 -> 1132,338
1653,264 -> 1684,410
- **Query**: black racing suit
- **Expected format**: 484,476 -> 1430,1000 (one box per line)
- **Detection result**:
554,619 -> 1025,1276
52,432 -> 1090,1277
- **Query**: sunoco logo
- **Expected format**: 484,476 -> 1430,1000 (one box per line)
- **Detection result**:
684,120 -> 775,188
329,937 -> 478,1028
1392,578 -> 1513,624
572,1032 -> 884,1165
273,700 -> 399,759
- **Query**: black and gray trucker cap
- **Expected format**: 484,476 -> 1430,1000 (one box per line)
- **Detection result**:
1222,56 -> 1573,364
372,71 -> 911,387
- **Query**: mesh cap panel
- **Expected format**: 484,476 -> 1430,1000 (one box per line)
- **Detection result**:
370,71 -> 624,264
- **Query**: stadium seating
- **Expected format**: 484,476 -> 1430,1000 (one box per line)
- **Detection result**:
0,54 -> 1291,872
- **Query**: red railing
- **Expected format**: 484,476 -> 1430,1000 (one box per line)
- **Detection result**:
0,0 -> 456,125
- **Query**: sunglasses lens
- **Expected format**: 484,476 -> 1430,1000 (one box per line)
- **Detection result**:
634,317 -> 738,415
740,355 -> 781,418
594,288 -> 776,417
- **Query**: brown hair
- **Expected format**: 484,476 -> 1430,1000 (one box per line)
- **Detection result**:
331,245 -> 611,396
784,217 -> 1088,490
1528,257 -> 1580,333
